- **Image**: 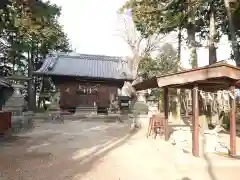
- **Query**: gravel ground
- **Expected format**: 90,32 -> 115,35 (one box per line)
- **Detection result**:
0,119 -> 240,180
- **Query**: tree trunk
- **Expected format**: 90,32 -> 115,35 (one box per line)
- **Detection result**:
176,25 -> 182,121
177,25 -> 182,62
187,26 -> 197,68
27,40 -> 35,111
181,93 -> 188,116
199,92 -> 209,133
12,56 -> 15,74
2,58 -> 5,75
37,77 -> 44,108
208,4 -> 218,127
224,0 -> 240,66
10,34 -> 16,74
176,89 -> 181,120
209,4 -> 217,65
33,44 -> 40,110
187,0 -> 198,68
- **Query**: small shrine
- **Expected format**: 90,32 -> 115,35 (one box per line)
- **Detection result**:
34,53 -> 133,113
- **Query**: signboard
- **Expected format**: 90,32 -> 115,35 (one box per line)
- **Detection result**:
76,84 -> 99,95
120,102 -> 129,107
118,96 -> 130,111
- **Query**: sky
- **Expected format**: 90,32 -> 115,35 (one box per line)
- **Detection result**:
48,0 -> 233,68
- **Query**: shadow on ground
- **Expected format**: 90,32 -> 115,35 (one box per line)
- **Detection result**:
168,116 -> 240,180
202,133 -> 240,180
219,130 -> 240,138
0,120 -> 137,180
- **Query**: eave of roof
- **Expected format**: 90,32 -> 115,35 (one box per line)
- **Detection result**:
34,53 -> 133,81
34,73 -> 133,82
0,77 -> 13,88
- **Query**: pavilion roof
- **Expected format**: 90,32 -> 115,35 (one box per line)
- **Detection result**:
133,62 -> 240,92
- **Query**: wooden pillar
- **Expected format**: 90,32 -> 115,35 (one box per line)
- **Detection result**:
229,86 -> 236,157
163,87 -> 169,140
164,87 -> 169,119
192,85 -> 199,157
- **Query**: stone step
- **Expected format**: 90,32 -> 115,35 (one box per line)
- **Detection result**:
76,107 -> 97,110
76,107 -> 97,112
33,112 -> 121,121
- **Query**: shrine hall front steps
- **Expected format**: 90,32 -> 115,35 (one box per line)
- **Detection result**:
34,106 -> 122,122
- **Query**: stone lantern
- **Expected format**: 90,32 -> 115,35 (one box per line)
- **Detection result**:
136,73 -> 148,103
2,83 -> 34,132
3,83 -> 25,115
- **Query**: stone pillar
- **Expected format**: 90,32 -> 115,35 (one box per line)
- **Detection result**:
3,84 -> 25,113
136,75 -> 147,103
137,90 -> 147,103
48,92 -> 60,111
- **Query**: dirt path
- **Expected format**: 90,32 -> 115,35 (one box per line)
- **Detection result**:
0,120 -> 239,180
79,131 -> 240,180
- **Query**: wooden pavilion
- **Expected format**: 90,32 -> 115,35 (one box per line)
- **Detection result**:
133,62 -> 239,157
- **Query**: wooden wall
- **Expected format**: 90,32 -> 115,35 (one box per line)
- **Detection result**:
0,111 -> 11,135
57,82 -> 118,108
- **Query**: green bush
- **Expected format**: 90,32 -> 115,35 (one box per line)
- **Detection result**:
222,112 -> 230,130
132,102 -> 148,114
221,112 -> 240,130
237,114 -> 240,124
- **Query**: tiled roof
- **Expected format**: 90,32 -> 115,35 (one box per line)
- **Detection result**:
34,53 -> 133,80
0,77 -> 12,88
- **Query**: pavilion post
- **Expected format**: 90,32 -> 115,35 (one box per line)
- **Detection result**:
229,85 -> 236,157
163,87 -> 169,119
192,84 -> 199,157
163,87 -> 169,140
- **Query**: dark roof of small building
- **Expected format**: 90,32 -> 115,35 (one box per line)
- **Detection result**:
0,77 -> 12,88
0,77 -> 14,105
34,53 -> 133,81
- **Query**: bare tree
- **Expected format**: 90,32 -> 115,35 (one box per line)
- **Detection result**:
117,14 -> 166,77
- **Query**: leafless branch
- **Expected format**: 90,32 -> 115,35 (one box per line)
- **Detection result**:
117,15 -> 166,76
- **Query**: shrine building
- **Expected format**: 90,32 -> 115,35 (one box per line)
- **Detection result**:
34,53 -> 133,111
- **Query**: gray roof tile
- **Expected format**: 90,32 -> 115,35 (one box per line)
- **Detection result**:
34,53 -> 133,80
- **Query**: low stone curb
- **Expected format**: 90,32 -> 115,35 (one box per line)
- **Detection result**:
34,114 -> 128,123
